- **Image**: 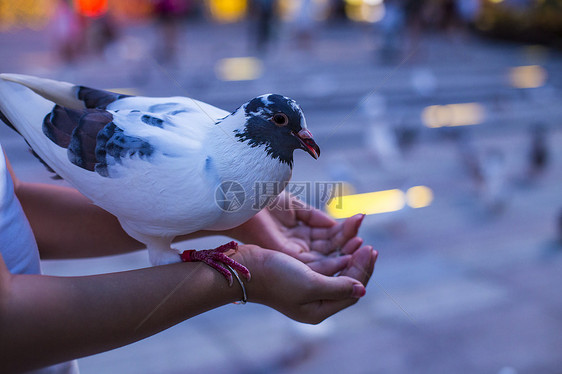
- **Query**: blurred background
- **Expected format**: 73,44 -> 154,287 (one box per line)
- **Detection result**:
1,0 -> 562,373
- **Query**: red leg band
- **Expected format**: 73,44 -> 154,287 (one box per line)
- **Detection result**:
180,249 -> 196,262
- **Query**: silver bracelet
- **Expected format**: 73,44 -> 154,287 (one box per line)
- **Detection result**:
226,265 -> 247,304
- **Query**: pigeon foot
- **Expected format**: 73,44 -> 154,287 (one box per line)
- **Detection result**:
180,241 -> 251,286
149,247 -> 182,266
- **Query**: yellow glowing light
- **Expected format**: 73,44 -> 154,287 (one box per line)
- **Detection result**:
327,185 -> 433,218
0,0 -> 53,31
326,189 -> 405,219
406,186 -> 433,208
509,65 -> 547,89
207,0 -> 247,23
422,103 -> 485,128
344,0 -> 385,23
215,57 -> 263,81
489,0 -> 504,3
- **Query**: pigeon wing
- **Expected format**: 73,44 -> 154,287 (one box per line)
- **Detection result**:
0,75 -> 227,235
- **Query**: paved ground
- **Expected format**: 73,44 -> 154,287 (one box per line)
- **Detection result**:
1,18 -> 562,374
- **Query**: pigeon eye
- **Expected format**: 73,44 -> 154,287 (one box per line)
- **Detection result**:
272,113 -> 289,127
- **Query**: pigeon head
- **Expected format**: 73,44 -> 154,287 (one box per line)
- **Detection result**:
232,94 -> 320,167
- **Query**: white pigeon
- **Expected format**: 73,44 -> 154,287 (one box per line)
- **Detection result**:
0,73 -> 320,283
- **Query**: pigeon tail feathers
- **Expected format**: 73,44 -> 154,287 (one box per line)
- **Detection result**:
0,73 -> 83,110
0,73 -> 129,111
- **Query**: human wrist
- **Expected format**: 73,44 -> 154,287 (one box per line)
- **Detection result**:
230,245 -> 268,304
225,264 -> 247,304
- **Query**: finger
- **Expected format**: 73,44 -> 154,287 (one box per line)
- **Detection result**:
310,217 -> 364,254
340,246 -> 378,286
282,236 -> 309,254
310,239 -> 333,254
340,236 -> 364,255
291,225 -> 313,242
328,214 -> 362,237
298,249 -> 377,323
295,250 -> 325,263
307,254 -> 351,276
295,206 -> 337,228
310,248 -> 376,301
329,214 -> 365,249
310,226 -> 334,241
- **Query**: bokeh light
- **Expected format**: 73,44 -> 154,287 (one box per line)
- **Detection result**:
326,185 -> 434,219
207,0 -> 247,23
422,103 -> 485,128
215,57 -> 263,81
509,65 -> 547,89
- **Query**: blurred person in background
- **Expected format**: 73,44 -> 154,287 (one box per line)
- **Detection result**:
50,0 -> 84,64
439,0 -> 462,34
249,0 -> 278,54
50,0 -> 118,65
152,0 -> 191,65
455,129 -> 483,194
362,94 -> 401,169
377,0 -> 405,63
292,0 -> 319,51
480,148 -> 508,214
403,0 -> 427,54
528,123 -> 549,178
75,0 -> 118,55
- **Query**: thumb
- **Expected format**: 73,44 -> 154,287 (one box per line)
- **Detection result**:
299,276 -> 365,324
315,274 -> 366,301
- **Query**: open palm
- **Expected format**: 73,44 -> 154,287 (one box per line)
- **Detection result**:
230,192 -> 366,275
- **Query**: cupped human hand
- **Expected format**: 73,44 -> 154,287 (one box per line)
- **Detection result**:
232,243 -> 377,324
230,192 -> 367,276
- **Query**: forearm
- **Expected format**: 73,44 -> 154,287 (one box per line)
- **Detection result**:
15,180 -> 144,258
14,180 -> 250,258
0,261 -> 239,372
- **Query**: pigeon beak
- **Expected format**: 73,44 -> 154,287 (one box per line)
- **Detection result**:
294,129 -> 320,159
